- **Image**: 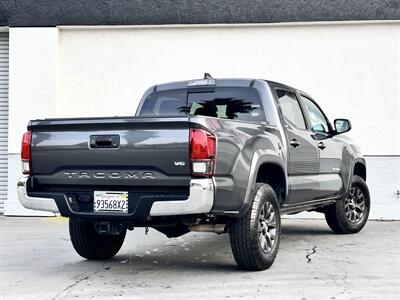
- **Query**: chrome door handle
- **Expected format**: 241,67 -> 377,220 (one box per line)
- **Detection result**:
318,142 -> 326,150
290,139 -> 300,148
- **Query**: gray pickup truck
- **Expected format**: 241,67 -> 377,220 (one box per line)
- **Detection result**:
18,74 -> 370,270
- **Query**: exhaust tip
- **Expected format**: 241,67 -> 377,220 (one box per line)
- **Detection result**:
188,224 -> 228,234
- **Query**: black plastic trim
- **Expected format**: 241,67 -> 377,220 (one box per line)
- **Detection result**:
28,190 -> 189,224
280,198 -> 336,214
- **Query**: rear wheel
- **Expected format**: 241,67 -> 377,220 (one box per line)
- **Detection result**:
229,183 -> 281,271
69,217 -> 126,260
325,175 -> 370,234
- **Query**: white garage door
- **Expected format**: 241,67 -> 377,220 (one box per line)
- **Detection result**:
0,32 -> 9,214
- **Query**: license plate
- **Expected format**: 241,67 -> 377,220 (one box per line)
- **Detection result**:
93,191 -> 128,213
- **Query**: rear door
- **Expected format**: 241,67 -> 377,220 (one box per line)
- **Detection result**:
274,88 -> 320,204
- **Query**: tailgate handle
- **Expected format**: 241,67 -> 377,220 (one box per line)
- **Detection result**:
90,135 -> 120,149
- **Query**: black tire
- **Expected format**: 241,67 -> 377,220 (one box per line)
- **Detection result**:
69,217 -> 126,260
325,175 -> 370,234
229,183 -> 281,271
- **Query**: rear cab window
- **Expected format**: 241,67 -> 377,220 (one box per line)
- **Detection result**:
138,87 -> 265,122
138,89 -> 187,117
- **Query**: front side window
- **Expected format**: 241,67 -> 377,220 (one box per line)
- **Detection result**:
276,89 -> 306,130
301,96 -> 330,133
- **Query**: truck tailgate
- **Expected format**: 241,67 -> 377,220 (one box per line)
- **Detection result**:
28,116 -> 190,188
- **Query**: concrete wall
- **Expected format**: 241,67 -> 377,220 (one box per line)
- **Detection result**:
5,22 -> 400,218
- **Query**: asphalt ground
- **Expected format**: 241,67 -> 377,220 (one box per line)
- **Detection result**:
0,217 -> 399,300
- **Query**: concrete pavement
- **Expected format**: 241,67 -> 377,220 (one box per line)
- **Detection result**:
0,217 -> 399,300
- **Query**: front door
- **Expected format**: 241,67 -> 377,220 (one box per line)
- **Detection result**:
299,95 -> 344,199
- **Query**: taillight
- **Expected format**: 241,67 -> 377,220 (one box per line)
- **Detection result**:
190,128 -> 216,177
21,131 -> 32,175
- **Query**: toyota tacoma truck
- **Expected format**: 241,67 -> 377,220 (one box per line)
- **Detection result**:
18,74 -> 370,271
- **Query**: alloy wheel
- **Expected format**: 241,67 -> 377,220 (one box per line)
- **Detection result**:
344,186 -> 366,223
258,202 -> 277,253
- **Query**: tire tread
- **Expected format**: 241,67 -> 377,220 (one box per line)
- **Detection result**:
69,218 -> 126,260
324,175 -> 370,234
230,183 -> 281,271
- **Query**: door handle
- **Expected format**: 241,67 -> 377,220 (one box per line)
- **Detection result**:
290,139 -> 300,148
318,142 -> 326,150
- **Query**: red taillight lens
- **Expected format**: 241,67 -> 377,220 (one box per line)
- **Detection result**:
190,128 -> 216,177
21,131 -> 32,175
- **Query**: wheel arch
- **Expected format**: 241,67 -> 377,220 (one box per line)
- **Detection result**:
256,162 -> 287,205
341,157 -> 367,196
238,152 -> 288,217
353,161 -> 366,181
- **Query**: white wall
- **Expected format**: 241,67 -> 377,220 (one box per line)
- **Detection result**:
5,22 -> 400,218
58,23 -> 400,156
5,28 -> 58,215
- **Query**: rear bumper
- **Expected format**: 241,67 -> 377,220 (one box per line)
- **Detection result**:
17,177 -> 214,218
17,177 -> 59,213
149,178 -> 214,216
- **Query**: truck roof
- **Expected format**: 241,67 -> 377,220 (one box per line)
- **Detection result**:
154,78 -> 255,92
152,77 -> 310,98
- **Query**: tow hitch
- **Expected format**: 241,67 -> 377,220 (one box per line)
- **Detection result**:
95,222 -> 125,235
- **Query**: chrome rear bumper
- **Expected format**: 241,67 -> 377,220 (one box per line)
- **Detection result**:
17,177 -> 214,216
17,177 -> 59,213
149,178 -> 214,216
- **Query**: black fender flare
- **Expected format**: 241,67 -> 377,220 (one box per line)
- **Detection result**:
342,156 -> 366,196
238,150 -> 288,217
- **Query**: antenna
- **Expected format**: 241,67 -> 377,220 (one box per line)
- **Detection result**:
204,73 -> 213,79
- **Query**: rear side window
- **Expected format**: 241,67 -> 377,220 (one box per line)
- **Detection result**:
276,89 -> 306,130
138,87 -> 265,122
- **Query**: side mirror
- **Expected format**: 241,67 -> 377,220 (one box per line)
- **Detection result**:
334,119 -> 351,134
